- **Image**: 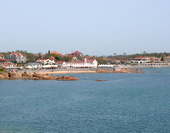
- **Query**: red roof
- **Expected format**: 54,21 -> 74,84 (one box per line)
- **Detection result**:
71,51 -> 83,56
0,59 -> 10,62
58,61 -> 64,64
51,51 -> 62,56
0,62 -> 12,66
37,59 -> 48,61
0,54 -> 4,57
36,59 -> 48,63
10,52 -> 26,57
135,56 -> 147,59
87,59 -> 95,63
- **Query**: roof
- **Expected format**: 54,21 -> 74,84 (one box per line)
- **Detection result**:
0,54 -> 4,57
0,62 -> 13,66
51,51 -> 62,56
87,59 -> 95,63
36,59 -> 48,62
66,54 -> 75,58
0,59 -> 10,62
66,61 -> 84,64
72,51 -> 83,55
10,52 -> 27,57
57,61 -> 64,64
50,56 -> 56,61
134,56 -> 147,59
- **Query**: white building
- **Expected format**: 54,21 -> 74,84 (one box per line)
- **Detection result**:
58,58 -> 98,68
36,59 -> 55,65
6,52 -> 27,63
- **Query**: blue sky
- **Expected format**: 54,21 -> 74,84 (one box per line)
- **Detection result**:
0,0 -> 170,55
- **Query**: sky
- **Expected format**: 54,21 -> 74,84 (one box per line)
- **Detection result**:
0,0 -> 170,56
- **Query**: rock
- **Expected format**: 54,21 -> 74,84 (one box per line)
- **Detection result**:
113,68 -> 142,73
56,76 -> 79,81
0,72 -> 79,81
32,72 -> 40,77
41,75 -> 56,80
97,69 -> 113,73
8,72 -> 22,79
0,73 -> 9,79
22,72 -> 33,79
96,79 -> 106,81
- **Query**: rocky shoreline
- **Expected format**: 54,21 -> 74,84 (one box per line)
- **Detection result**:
0,68 -> 142,80
0,72 -> 79,80
97,68 -> 142,73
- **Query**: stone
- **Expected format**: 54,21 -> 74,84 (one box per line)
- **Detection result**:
0,73 -> 9,79
96,79 -> 106,81
8,72 -> 22,79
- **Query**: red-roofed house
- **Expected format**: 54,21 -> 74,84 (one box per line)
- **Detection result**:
51,51 -> 62,56
71,51 -> 83,57
133,56 -> 150,64
6,52 -> 27,63
0,59 -> 16,68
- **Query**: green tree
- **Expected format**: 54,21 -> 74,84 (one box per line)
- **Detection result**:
161,56 -> 164,61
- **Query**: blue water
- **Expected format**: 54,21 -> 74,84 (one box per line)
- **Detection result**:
0,68 -> 170,133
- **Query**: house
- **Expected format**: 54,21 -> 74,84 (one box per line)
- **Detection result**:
50,56 -> 56,61
5,52 -> 27,63
132,56 -> 150,65
0,59 -> 16,68
164,56 -> 170,63
57,58 -> 98,68
0,54 -> 5,59
71,51 -> 83,57
66,54 -> 78,61
51,51 -> 62,56
150,57 -> 161,63
36,59 -> 55,65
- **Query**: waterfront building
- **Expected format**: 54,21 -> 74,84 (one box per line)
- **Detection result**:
36,59 -> 56,65
57,58 -> 98,68
0,59 -> 16,68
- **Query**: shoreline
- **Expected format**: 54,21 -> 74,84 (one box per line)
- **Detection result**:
36,70 -> 97,75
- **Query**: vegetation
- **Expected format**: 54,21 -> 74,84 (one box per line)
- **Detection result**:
0,66 -> 7,72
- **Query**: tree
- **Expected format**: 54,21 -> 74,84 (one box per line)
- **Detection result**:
161,56 -> 164,61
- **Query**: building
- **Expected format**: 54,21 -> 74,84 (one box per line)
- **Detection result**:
24,62 -> 42,69
71,51 -> 83,57
164,56 -> 170,63
57,58 -> 98,68
150,57 -> 161,63
66,54 -> 78,61
132,56 -> 169,67
133,56 -> 150,64
0,54 -> 5,59
0,59 -> 16,68
6,52 -> 27,63
51,51 -> 62,56
36,59 -> 56,65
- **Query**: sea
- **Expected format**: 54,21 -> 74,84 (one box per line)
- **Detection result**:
0,68 -> 170,133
